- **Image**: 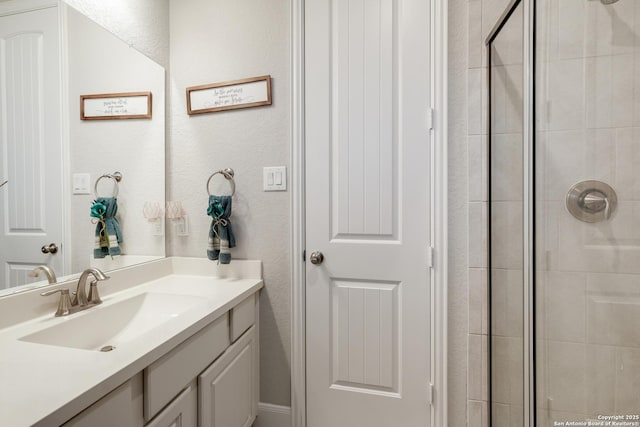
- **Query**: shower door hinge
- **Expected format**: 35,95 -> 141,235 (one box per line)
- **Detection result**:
428,246 -> 434,269
427,108 -> 435,130
428,382 -> 435,406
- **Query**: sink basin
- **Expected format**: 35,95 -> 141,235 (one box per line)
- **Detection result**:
20,292 -> 206,351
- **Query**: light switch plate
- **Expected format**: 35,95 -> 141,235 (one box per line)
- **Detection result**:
73,173 -> 91,194
263,166 -> 287,191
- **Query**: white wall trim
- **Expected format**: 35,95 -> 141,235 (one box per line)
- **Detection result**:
255,403 -> 292,427
290,0 -> 306,426
431,0 -> 448,426
290,0 -> 448,426
59,1 -> 72,277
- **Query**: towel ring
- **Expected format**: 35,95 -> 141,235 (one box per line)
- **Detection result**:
206,168 -> 235,197
94,172 -> 122,198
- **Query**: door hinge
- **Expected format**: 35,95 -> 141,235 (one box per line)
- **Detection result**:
428,382 -> 435,406
428,246 -> 434,269
427,108 -> 434,131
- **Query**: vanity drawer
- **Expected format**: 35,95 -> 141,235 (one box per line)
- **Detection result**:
144,314 -> 229,421
230,294 -> 255,342
63,373 -> 144,427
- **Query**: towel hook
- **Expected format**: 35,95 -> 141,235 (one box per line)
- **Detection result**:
206,168 -> 235,197
94,172 -> 122,198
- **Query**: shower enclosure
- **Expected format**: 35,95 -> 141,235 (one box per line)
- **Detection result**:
488,0 -> 640,425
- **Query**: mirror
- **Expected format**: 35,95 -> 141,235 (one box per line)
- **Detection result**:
0,1 -> 166,296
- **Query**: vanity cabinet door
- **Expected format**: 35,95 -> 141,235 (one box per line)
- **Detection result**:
145,382 -> 197,427
198,326 -> 257,427
63,374 -> 144,427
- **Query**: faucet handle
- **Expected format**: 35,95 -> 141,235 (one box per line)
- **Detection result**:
41,288 -> 72,317
87,280 -> 102,305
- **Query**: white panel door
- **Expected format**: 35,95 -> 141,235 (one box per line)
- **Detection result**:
0,5 -> 64,290
305,0 -> 431,425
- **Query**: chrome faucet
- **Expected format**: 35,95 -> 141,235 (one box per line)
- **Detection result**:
72,268 -> 110,307
29,265 -> 57,284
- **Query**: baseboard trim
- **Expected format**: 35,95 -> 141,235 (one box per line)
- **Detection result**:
254,402 -> 292,427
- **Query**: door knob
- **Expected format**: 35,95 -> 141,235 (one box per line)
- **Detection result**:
41,243 -> 59,254
309,251 -> 324,265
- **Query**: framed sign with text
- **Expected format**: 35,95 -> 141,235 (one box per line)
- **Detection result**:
186,75 -> 272,115
80,92 -> 152,120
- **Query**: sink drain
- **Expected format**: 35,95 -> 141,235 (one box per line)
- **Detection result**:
100,345 -> 115,352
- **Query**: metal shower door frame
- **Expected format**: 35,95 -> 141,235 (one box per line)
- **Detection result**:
485,0 -> 536,425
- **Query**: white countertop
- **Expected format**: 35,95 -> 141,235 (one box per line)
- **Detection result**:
0,257 -> 263,427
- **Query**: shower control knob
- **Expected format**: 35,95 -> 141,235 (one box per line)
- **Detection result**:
309,251 -> 324,265
41,243 -> 59,254
566,180 -> 617,223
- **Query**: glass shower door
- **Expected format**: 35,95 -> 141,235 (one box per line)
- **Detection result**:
535,0 -> 640,425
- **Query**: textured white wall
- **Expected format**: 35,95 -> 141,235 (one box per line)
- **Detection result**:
168,0 -> 291,406
65,5 -> 165,273
63,0 -> 170,68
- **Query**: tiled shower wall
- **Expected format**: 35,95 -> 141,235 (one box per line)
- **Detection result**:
467,0 -> 512,426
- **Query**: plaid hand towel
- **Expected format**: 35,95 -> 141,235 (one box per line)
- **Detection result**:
206,195 -> 236,264
92,197 -> 122,258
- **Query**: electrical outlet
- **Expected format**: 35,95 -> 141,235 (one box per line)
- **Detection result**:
151,218 -> 164,236
175,216 -> 189,236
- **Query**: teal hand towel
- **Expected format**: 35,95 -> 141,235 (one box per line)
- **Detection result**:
92,197 -> 122,258
207,195 -> 235,264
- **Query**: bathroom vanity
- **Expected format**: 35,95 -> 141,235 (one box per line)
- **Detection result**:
0,258 -> 262,427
